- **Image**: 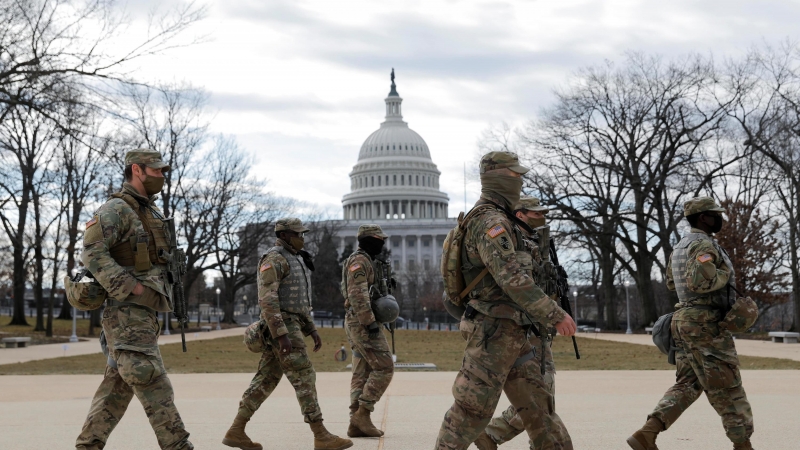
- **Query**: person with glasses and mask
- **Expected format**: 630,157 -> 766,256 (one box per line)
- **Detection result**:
75,149 -> 193,450
222,218 -> 352,450
627,197 -> 755,450
340,224 -> 394,439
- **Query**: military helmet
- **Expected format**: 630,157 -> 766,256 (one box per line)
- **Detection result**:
479,151 -> 529,174
125,148 -> 171,172
443,291 -> 467,320
722,296 -> 759,333
358,224 -> 388,239
514,196 -> 549,213
371,294 -> 399,323
683,196 -> 725,217
275,217 -> 310,233
243,320 -> 268,353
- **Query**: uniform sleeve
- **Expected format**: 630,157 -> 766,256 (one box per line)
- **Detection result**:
346,255 -> 377,326
684,241 -> 731,293
665,255 -> 675,292
473,215 -> 567,326
81,201 -> 139,301
258,253 -> 290,338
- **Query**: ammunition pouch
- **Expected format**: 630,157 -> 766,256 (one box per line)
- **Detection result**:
64,270 -> 107,311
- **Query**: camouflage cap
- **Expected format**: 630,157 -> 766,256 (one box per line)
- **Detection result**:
357,224 -> 388,239
124,148 -> 171,172
275,217 -> 310,233
479,151 -> 529,174
514,196 -> 549,213
683,196 -> 725,217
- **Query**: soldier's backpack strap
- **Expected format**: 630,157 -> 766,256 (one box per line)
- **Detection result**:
454,204 -> 495,301
108,192 -> 152,272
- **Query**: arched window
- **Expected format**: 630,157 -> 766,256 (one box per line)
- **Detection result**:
385,175 -> 389,185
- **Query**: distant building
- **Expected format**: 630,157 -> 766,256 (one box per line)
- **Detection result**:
334,73 -> 457,272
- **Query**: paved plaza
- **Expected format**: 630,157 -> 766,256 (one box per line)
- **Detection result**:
1,370 -> 797,449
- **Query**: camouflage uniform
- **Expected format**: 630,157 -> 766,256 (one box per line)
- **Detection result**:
341,225 -> 394,416
648,197 -> 754,445
481,197 -> 572,449
76,150 -> 192,450
435,154 -> 569,450
236,219 -> 322,423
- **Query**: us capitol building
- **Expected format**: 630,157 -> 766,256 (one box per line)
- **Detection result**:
333,72 -> 457,273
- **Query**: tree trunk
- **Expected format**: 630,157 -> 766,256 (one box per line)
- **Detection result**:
791,212 -> 800,332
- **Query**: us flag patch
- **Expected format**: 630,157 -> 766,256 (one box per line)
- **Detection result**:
85,217 -> 98,229
697,254 -> 713,263
349,263 -> 362,272
259,263 -> 272,272
487,225 -> 506,238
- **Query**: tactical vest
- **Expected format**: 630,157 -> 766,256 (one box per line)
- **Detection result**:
672,231 -> 735,309
461,217 -> 528,300
269,245 -> 312,315
107,192 -> 170,272
341,250 -> 379,308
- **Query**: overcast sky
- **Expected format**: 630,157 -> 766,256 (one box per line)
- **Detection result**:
128,0 -> 800,218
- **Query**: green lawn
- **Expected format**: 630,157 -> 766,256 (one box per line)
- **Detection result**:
1,327 -> 798,375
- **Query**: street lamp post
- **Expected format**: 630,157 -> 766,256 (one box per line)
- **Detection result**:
624,280 -> 632,334
215,287 -> 221,331
572,290 -> 578,321
163,311 -> 171,335
69,306 -> 79,343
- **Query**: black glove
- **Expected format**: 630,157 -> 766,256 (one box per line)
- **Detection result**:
366,321 -> 381,339
389,277 -> 398,290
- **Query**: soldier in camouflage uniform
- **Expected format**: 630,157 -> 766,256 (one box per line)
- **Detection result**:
627,197 -> 755,450
75,149 -> 193,450
434,152 -> 577,450
222,218 -> 352,450
341,224 -> 393,438
474,197 -> 573,450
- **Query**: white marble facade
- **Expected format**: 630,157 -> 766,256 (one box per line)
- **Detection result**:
334,73 -> 456,273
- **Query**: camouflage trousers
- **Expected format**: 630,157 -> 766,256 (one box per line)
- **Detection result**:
484,335 -> 572,449
237,318 -> 323,423
76,304 -> 192,450
434,315 -> 571,450
649,319 -> 754,444
345,311 -> 394,414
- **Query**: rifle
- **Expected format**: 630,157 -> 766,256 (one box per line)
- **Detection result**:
162,217 -> 188,352
537,225 -> 580,360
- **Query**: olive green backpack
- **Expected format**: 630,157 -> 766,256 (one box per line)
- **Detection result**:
440,205 -> 492,307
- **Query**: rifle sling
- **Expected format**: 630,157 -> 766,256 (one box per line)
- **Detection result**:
459,267 -> 489,300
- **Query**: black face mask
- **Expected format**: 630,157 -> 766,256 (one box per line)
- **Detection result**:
710,215 -> 724,234
358,237 -> 385,257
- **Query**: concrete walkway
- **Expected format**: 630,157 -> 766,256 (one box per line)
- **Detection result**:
582,331 -> 800,362
0,327 -> 245,365
0,371 -> 796,449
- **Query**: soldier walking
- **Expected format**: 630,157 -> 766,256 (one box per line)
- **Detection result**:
434,152 -> 577,450
222,218 -> 352,450
341,224 -> 394,438
474,197 -> 572,450
75,149 -> 193,450
627,197 -> 756,450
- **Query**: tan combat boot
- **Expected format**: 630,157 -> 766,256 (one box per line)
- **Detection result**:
309,421 -> 354,450
349,405 -> 384,437
474,432 -> 498,450
626,417 -> 663,450
733,441 -> 754,450
222,414 -> 263,450
346,423 -> 367,438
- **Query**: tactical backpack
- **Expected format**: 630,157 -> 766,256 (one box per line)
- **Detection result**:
440,205 -> 493,308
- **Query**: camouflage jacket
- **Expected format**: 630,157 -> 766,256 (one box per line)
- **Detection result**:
667,228 -> 733,322
257,238 -> 317,338
81,183 -> 171,312
342,249 -> 378,326
461,194 -> 566,327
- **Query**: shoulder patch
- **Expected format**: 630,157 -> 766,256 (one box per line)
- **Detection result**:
86,217 -> 98,229
259,262 -> 273,272
487,224 -> 506,238
697,253 -> 713,263
349,263 -> 362,272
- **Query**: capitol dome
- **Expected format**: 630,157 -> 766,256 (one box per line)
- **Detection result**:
342,71 -> 450,221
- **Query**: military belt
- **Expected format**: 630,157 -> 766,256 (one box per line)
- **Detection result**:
106,298 -> 125,307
